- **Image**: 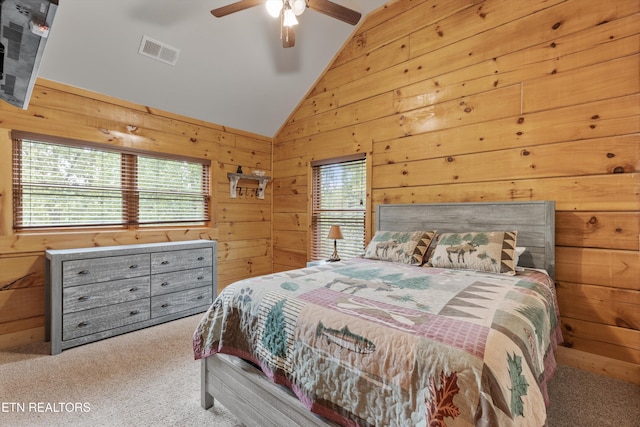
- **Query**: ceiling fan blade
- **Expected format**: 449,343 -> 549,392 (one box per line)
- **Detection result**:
307,0 -> 361,25
211,0 -> 264,18
281,20 -> 296,48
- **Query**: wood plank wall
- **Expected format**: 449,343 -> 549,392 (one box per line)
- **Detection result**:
0,80 -> 272,349
272,0 -> 639,382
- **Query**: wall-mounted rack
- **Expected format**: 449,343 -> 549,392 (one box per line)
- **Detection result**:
227,173 -> 271,200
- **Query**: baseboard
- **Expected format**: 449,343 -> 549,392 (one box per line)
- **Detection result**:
556,346 -> 640,385
0,326 -> 45,350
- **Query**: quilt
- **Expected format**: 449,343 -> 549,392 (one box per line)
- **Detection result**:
193,258 -> 563,427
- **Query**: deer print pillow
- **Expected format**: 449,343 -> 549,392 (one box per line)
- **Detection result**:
428,231 -> 518,275
363,230 -> 436,265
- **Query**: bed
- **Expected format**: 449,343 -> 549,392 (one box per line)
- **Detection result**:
193,201 -> 561,427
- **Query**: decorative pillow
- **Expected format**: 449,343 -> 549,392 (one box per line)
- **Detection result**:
363,230 -> 436,265
428,231 -> 518,275
514,246 -> 526,271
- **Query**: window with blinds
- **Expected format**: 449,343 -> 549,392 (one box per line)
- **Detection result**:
12,134 -> 210,230
311,156 -> 366,261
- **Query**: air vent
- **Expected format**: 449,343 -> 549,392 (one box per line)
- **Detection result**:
138,35 -> 180,66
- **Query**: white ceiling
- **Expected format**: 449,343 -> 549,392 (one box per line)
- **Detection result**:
38,0 -> 388,137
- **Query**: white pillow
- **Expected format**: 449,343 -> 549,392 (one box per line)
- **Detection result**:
515,246 -> 526,271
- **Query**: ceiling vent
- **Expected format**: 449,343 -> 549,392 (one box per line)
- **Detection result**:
138,35 -> 180,66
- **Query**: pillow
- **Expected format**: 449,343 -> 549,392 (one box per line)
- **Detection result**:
514,246 -> 526,271
428,231 -> 518,275
363,230 -> 436,265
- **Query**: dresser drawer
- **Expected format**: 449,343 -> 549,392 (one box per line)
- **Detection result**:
151,267 -> 213,296
63,299 -> 150,341
151,248 -> 212,274
62,254 -> 150,287
63,277 -> 150,314
151,286 -> 213,318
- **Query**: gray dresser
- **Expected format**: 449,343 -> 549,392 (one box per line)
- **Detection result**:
46,240 -> 217,355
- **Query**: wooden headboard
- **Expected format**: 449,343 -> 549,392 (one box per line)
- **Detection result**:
375,201 -> 555,278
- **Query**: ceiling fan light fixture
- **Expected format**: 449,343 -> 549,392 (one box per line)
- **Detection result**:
283,7 -> 298,27
266,0 -> 283,18
292,0 -> 306,16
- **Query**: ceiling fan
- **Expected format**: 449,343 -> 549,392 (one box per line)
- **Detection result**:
211,0 -> 362,48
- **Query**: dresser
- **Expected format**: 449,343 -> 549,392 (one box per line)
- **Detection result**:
46,240 -> 217,355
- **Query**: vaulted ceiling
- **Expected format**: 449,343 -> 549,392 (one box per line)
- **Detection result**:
37,0 -> 388,137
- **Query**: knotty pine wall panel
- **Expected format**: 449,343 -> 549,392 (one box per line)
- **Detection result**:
0,79 -> 272,348
273,0 -> 639,380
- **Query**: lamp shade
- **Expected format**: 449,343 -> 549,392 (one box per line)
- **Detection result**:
282,7 -> 298,26
292,0 -> 306,15
327,225 -> 343,240
266,0 -> 283,18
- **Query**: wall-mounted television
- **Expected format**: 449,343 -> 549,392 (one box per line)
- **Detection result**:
0,0 -> 57,109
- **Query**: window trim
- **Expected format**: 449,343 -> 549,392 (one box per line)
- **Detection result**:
12,131 -> 212,231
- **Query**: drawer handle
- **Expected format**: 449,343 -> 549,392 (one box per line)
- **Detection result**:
78,296 -> 90,302
161,303 -> 170,308
78,321 -> 90,328
130,264 -> 139,269
78,270 -> 90,275
197,276 -> 204,281
197,256 -> 204,261
129,287 -> 139,292
130,310 -> 140,316
161,260 -> 169,265
161,282 -> 169,287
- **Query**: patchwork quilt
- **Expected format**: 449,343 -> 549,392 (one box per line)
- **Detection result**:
193,258 -> 563,427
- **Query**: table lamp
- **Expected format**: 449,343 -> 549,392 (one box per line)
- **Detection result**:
327,225 -> 344,262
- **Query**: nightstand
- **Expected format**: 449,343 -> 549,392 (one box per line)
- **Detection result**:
306,260 -> 329,267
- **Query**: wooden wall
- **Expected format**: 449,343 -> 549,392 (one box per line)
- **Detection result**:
0,79 -> 272,349
272,0 -> 639,382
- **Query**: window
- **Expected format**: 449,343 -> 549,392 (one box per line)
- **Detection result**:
311,155 -> 366,260
12,133 -> 210,230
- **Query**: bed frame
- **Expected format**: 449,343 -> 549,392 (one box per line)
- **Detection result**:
200,200 -> 556,427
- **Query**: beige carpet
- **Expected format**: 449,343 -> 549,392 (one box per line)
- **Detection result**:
0,315 -> 240,427
1,314 -> 638,427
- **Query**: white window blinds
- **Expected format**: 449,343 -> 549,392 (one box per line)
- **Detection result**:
311,156 -> 366,260
12,135 -> 210,229
137,155 -> 209,225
